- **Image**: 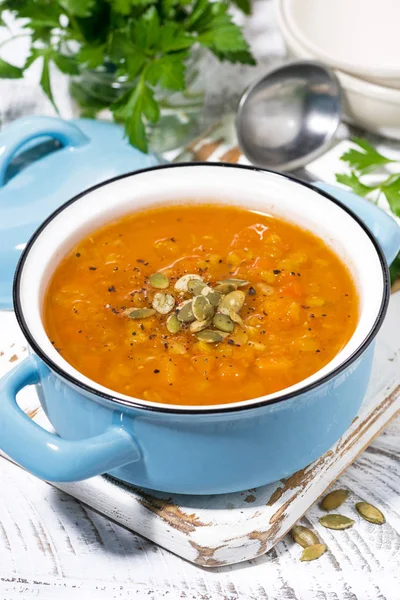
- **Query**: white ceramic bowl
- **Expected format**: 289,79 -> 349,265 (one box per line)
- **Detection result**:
276,0 -> 400,140
283,0 -> 400,89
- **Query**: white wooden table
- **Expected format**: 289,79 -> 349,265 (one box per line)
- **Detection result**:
1,2 -> 400,598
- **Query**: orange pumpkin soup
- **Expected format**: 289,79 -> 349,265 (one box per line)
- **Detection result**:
44,204 -> 358,406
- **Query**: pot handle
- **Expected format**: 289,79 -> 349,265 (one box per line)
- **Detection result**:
315,182 -> 400,265
0,116 -> 90,187
0,356 -> 140,482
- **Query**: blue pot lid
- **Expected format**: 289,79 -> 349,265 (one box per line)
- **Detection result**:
0,116 -> 160,310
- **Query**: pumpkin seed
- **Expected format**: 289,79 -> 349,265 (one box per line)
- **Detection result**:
192,295 -> 214,321
166,313 -> 181,334
320,489 -> 350,511
217,278 -> 249,288
355,502 -> 385,525
300,544 -> 327,562
190,318 -> 212,333
195,329 -> 228,343
149,272 -> 169,289
201,286 -> 221,306
229,308 -> 245,327
291,525 -> 319,548
319,514 -> 355,530
175,274 -> 203,292
218,290 -> 246,315
188,279 -> 206,295
128,308 -> 156,319
176,299 -> 196,323
152,292 -> 175,315
213,313 -> 235,333
214,283 -> 236,295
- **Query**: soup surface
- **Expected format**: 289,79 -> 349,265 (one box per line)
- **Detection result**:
44,204 -> 358,406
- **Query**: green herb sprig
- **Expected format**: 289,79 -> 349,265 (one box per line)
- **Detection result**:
336,138 -> 400,283
0,0 -> 255,152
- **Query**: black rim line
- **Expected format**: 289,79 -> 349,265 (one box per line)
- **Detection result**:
13,162 -> 390,415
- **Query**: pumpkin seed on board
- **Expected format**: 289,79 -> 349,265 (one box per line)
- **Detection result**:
300,544 -> 327,562
166,313 -> 181,334
192,295 -> 214,321
355,502 -> 386,525
201,286 -> 221,306
188,279 -> 206,295
176,299 -> 196,323
319,514 -> 355,530
213,313 -> 235,333
128,308 -> 156,319
190,318 -> 212,333
149,272 -> 169,289
291,525 -> 319,548
217,278 -> 249,288
152,292 -> 175,315
320,489 -> 350,511
229,308 -> 245,327
219,290 -> 246,315
175,274 -> 203,292
195,329 -> 228,343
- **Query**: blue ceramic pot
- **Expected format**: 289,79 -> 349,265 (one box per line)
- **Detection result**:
1,164 -> 399,494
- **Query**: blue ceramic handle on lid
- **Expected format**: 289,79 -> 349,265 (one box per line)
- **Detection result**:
0,116 -> 89,186
315,182 -> 400,265
0,356 -> 140,482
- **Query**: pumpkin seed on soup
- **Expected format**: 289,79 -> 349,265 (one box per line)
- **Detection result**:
195,329 -> 228,343
201,286 -> 221,306
219,290 -> 246,315
175,274 -> 203,292
176,299 -> 196,323
291,525 -> 319,548
300,544 -> 327,562
190,318 -> 212,333
319,514 -> 354,530
166,313 -> 181,334
192,295 -> 214,321
217,278 -> 249,288
152,293 -> 175,315
229,308 -> 245,327
213,313 -> 235,333
149,272 -> 169,289
320,489 -> 350,511
355,502 -> 385,525
128,308 -> 156,319
188,279 -> 207,295
214,283 -> 236,295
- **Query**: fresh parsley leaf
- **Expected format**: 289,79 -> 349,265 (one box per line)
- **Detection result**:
341,137 -> 396,174
389,252 -> 400,284
40,53 -> 58,113
60,0 -> 95,17
131,6 -> 160,50
381,175 -> 400,216
112,76 -> 149,152
53,53 -> 79,75
0,58 -> 23,79
159,22 -> 194,52
335,172 -> 375,198
232,0 -> 251,15
109,0 -> 154,13
76,45 -> 106,69
146,52 -> 188,90
197,6 -> 250,55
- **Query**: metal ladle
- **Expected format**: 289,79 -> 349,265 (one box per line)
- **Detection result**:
236,60 -> 342,172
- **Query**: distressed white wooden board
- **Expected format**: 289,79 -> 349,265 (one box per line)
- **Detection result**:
0,293 -> 400,597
